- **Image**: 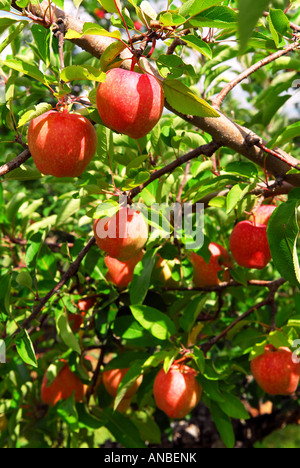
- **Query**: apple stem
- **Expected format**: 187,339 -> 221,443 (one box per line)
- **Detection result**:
113,0 -> 134,50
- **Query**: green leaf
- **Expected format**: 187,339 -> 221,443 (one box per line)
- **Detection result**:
2,58 -> 50,87
0,21 -> 28,55
60,65 -> 106,83
238,0 -> 270,52
190,6 -> 238,29
18,102 -> 53,128
97,0 -> 121,14
30,23 -> 51,66
16,330 -> 38,368
130,305 -> 176,340
102,408 -> 147,448
270,121 -> 300,148
55,311 -> 81,354
16,270 -> 33,290
182,34 -> 212,59
267,200 -> 300,288
129,248 -> 158,305
210,401 -> 235,448
99,41 -> 127,72
156,54 -> 196,79
163,79 -> 220,118
268,8 -> 290,47
179,0 -> 224,17
221,392 -> 250,420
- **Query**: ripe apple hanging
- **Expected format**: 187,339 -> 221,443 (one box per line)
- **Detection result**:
27,109 -> 98,178
96,68 -> 164,139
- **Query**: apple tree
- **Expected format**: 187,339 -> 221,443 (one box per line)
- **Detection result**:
0,0 -> 300,449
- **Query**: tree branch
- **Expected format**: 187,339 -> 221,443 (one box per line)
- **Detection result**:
20,236 -> 96,331
211,41 -> 300,109
0,147 -> 31,177
128,140 -> 220,200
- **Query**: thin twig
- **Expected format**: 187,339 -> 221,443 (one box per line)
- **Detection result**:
128,140 -> 220,201
20,236 -> 96,331
212,41 -> 299,109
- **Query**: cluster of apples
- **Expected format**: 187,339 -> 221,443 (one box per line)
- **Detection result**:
41,355 -> 202,420
27,68 -> 164,178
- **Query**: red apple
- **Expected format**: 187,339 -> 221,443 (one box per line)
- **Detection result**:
250,344 -> 300,395
93,206 -> 148,261
252,205 -> 276,226
229,220 -> 271,269
134,20 -> 143,30
105,250 -> 144,288
153,363 -> 202,419
102,367 -> 143,398
189,242 -> 232,287
41,360 -> 85,406
94,7 -> 105,19
96,68 -> 164,139
27,109 -> 97,177
77,297 -> 96,312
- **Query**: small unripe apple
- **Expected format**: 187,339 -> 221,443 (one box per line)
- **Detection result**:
250,344 -> 300,395
102,367 -> 143,398
41,360 -> 85,406
27,109 -> 97,178
229,220 -> 271,269
93,207 -> 148,261
153,364 -> 202,419
105,250 -> 144,288
252,205 -> 276,226
96,68 -> 164,139
189,242 -> 232,287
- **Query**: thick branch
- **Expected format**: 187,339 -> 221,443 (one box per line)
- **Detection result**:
0,147 -> 31,177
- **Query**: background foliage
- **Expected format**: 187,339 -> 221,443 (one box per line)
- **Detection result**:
0,0 -> 300,449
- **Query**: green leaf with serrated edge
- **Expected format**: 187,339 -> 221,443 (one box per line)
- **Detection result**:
267,200 -> 300,288
99,41 -> 127,72
55,311 -> 81,354
179,0 -> 224,17
210,401 -> 235,448
18,102 -> 52,128
60,65 -> 106,83
163,79 -> 219,118
130,305 -> 176,340
16,330 -> 38,368
182,34 -> 212,59
238,0 -> 270,52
